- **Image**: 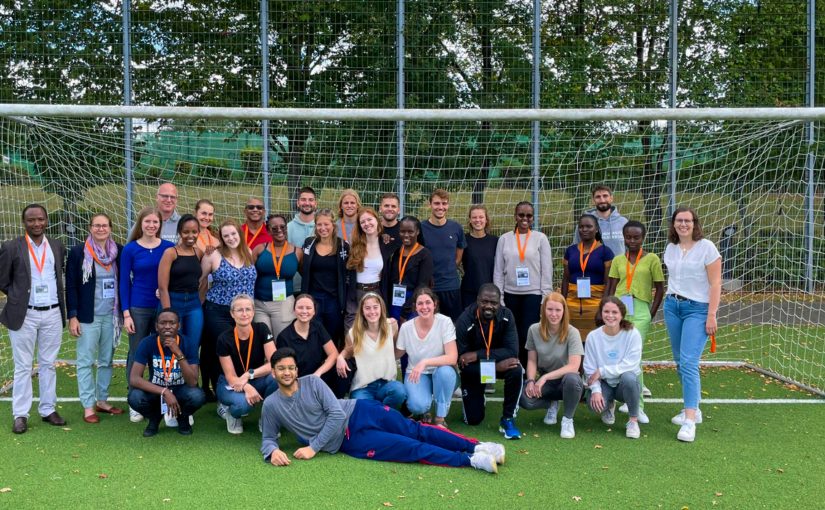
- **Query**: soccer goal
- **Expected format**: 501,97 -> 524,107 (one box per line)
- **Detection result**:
0,105 -> 823,396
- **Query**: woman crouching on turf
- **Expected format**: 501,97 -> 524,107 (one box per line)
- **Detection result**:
584,296 -> 643,439
520,292 -> 583,439
337,292 -> 406,409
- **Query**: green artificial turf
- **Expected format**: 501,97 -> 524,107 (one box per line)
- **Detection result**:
1,366 -> 823,509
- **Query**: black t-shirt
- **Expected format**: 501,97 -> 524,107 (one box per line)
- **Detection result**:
276,319 -> 333,377
460,234 -> 499,294
216,322 -> 274,377
309,252 -> 338,296
382,223 -> 402,253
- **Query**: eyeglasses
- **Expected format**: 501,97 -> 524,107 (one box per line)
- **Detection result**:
674,219 -> 694,225
246,205 -> 265,210
269,225 -> 286,231
232,307 -> 254,314
516,213 -> 533,219
91,224 -> 110,229
157,194 -> 177,200
274,365 -> 297,372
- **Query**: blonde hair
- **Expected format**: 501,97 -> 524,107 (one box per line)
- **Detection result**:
337,189 -> 363,219
218,219 -> 254,266
349,293 -> 389,355
540,292 -> 570,344
347,207 -> 383,272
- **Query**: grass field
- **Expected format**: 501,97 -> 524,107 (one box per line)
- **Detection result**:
1,364 -> 823,509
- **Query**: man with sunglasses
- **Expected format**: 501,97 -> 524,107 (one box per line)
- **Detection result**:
156,182 -> 181,243
242,197 -> 272,250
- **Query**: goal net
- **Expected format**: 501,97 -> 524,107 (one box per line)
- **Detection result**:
0,106 -> 822,395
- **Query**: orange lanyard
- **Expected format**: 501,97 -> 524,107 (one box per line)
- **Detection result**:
340,219 -> 348,242
85,241 -> 112,271
244,224 -> 264,246
578,241 -> 600,275
515,229 -> 530,263
397,243 -> 420,283
476,310 -> 494,359
156,335 -> 180,382
234,327 -> 254,373
25,234 -> 48,275
269,242 -> 288,279
625,249 -> 643,292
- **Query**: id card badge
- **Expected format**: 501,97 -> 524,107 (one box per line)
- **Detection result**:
160,395 -> 168,415
102,279 -> 116,299
620,295 -> 635,316
576,277 -> 591,298
480,360 -> 497,384
392,285 -> 407,307
33,284 -> 49,306
515,266 -> 530,287
271,280 -> 287,302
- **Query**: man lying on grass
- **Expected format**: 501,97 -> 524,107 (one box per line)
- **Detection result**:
261,347 -> 504,473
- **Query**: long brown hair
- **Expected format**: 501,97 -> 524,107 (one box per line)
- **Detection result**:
349,293 -> 390,355
347,207 -> 383,272
599,296 -> 634,331
313,209 -> 342,252
218,219 -> 254,266
539,292 -> 571,343
668,206 -> 704,244
128,207 -> 161,242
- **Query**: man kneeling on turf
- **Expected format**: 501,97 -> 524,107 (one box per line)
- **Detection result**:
261,347 -> 505,473
128,308 -> 205,437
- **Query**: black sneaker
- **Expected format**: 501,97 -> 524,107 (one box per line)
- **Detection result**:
143,418 -> 161,437
178,415 -> 193,435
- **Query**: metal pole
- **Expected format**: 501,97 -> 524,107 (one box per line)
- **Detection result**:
668,0 -> 678,220
805,0 -> 815,293
531,0 -> 541,228
261,0 -> 271,210
123,0 -> 134,234
396,0 -> 406,216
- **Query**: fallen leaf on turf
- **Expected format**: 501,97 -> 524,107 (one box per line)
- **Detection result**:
715,492 -> 723,497
98,473 -> 108,479
681,506 -> 689,509
382,502 -> 393,507
163,498 -> 171,503
517,492 -> 524,497
71,454 -> 79,458
62,427 -> 71,431
517,449 -> 529,454
594,444 -> 603,449
776,468 -> 784,474
601,466 -> 609,470
572,496 -> 582,502
532,434 -> 540,438
417,476 -> 423,480
0,488 -> 11,493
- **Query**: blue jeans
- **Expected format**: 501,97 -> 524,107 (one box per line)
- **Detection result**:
404,365 -> 457,418
350,379 -> 407,409
126,307 -> 157,390
76,314 -> 115,409
216,374 -> 278,418
167,291 -> 204,355
127,385 -> 206,422
664,295 -> 710,410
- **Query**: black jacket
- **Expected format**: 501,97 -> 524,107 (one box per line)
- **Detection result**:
455,304 -> 519,362
65,242 -> 123,324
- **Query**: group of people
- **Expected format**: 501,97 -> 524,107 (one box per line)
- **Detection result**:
0,182 -> 721,473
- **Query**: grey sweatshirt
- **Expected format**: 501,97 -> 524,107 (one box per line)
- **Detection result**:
573,206 -> 628,258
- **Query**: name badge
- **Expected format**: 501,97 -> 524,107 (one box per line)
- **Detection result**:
271,280 -> 287,302
33,284 -> 50,306
101,279 -> 116,299
392,285 -> 407,307
620,294 -> 635,316
576,277 -> 591,298
480,360 -> 497,384
515,266 -> 530,287
160,394 -> 168,415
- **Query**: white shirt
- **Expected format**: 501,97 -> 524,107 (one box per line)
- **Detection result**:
350,321 -> 398,391
583,326 -> 642,394
356,254 -> 383,284
396,314 -> 455,375
27,236 -> 59,307
663,239 -> 721,303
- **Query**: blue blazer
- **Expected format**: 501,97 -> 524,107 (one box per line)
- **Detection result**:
65,242 -> 123,324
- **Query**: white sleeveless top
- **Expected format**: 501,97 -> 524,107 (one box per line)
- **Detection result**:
350,321 -> 397,391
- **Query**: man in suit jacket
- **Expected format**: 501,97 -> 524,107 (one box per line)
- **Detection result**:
0,204 -> 67,434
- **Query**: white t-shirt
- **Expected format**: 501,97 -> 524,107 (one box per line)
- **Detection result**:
396,313 -> 456,375
663,239 -> 721,303
350,321 -> 398,391
357,254 -> 383,284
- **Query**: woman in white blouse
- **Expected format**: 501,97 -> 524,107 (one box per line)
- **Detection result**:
662,207 -> 722,443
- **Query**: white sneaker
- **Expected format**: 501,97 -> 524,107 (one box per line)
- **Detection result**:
626,420 -> 640,439
217,403 -> 229,420
474,442 -> 505,465
226,416 -> 243,435
636,409 -> 650,424
129,407 -> 144,423
543,401 -> 559,425
560,417 -> 575,439
642,386 -> 652,397
469,452 -> 498,474
618,402 -> 628,414
601,401 -> 615,425
164,413 -> 178,427
188,415 -> 194,426
671,408 -> 703,425
677,421 -> 696,442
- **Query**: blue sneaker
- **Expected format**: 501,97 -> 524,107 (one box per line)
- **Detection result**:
499,418 -> 522,440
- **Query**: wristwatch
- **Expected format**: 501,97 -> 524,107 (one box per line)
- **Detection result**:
248,369 -> 255,380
